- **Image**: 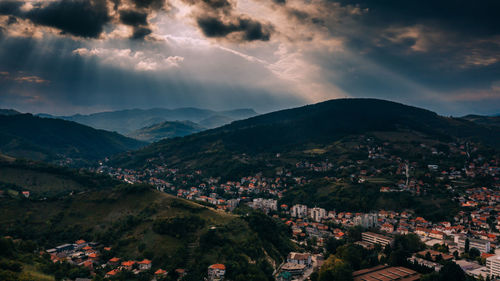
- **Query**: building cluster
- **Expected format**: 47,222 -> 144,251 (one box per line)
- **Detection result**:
44,239 -> 168,280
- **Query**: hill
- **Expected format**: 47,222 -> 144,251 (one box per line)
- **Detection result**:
199,114 -> 234,129
111,98 -> 500,176
0,161 -> 293,280
0,159 -> 119,199
0,114 -> 145,163
127,120 -> 205,143
41,107 -> 258,134
462,114 -> 500,128
0,109 -> 20,116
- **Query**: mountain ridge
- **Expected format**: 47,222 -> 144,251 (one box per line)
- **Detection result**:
38,107 -> 258,134
0,113 -> 145,163
110,98 -> 500,176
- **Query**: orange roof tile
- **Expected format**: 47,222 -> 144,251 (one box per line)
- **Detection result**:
121,261 -> 135,266
209,264 -> 226,270
155,269 -> 167,275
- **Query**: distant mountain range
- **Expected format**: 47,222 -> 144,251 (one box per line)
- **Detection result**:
0,113 -> 144,163
127,120 -> 205,143
111,98 -> 500,176
38,107 -> 258,135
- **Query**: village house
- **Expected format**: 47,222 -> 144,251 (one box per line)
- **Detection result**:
207,264 -> 226,281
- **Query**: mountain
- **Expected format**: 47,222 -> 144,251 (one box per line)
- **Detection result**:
127,120 -> 205,142
111,98 -> 500,176
0,160 -> 293,280
0,109 -> 20,116
0,114 -> 145,163
41,107 -> 258,134
462,114 -> 500,128
199,114 -> 234,129
219,108 -> 258,119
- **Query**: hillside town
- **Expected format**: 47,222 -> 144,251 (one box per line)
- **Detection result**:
79,138 -> 500,280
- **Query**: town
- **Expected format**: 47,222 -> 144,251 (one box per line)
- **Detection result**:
63,137 -> 498,280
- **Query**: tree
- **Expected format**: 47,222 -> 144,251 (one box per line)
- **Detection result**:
439,262 -> 466,281
425,251 -> 432,261
469,248 -> 480,259
319,256 -> 353,281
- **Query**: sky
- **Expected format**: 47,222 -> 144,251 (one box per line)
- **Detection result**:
0,0 -> 499,116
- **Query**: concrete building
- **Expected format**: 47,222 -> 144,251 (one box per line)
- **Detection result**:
310,207 -> 327,222
291,204 -> 308,218
486,255 -> 500,278
354,213 -> 378,228
250,198 -> 277,213
456,235 -> 491,254
362,232 -> 394,246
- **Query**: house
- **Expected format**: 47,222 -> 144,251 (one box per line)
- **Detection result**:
287,252 -> 312,267
175,269 -> 186,278
155,269 -> 167,276
22,191 -> 30,198
381,223 -> 394,233
105,269 -> 119,278
121,261 -> 135,271
138,259 -> 152,271
208,264 -> 226,281
108,257 -> 120,266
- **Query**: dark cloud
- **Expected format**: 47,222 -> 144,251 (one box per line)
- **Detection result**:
131,26 -> 152,40
334,0 -> 500,37
201,0 -> 232,9
24,0 -> 111,38
182,0 -> 232,11
197,16 -> 271,41
119,9 -> 148,26
0,1 -> 22,15
7,16 -> 18,25
272,0 -> 286,5
131,0 -> 165,9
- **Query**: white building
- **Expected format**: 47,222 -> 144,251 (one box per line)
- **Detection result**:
362,232 -> 393,246
291,204 -> 308,218
486,255 -> 500,278
354,213 -> 378,228
456,235 -> 491,254
250,198 -> 277,213
310,207 -> 327,222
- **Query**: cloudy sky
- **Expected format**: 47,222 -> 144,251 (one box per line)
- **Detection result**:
0,0 -> 499,116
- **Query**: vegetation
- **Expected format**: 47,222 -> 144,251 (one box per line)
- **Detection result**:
0,113 -> 144,163
127,120 -> 205,143
0,163 -> 292,280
